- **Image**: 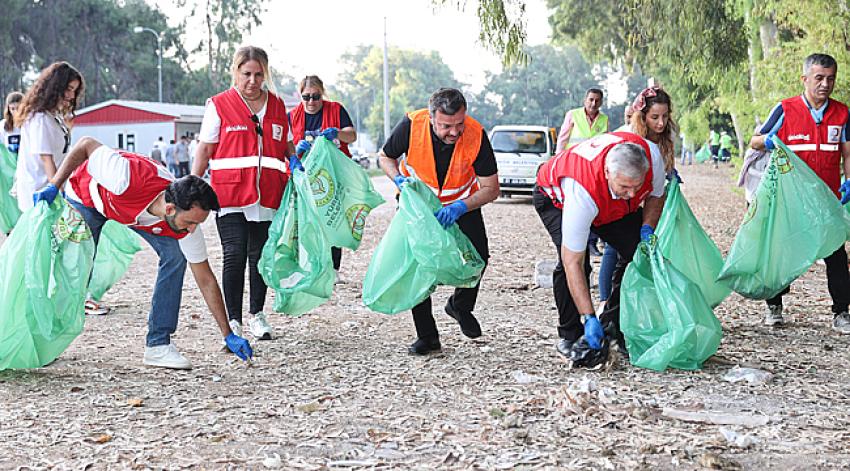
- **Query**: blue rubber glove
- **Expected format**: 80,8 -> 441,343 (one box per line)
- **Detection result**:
583,314 -> 605,350
225,333 -> 253,361
393,174 -> 411,190
840,180 -> 850,205
288,154 -> 304,172
295,140 -> 312,158
320,127 -> 339,141
304,130 -> 320,138
763,133 -> 776,151
666,168 -> 683,184
640,224 -> 654,242
32,183 -> 60,205
434,200 -> 468,228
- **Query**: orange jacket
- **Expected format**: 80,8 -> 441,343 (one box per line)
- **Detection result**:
400,109 -> 482,205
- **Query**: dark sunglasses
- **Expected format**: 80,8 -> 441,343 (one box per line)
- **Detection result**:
301,93 -> 322,102
250,114 -> 263,137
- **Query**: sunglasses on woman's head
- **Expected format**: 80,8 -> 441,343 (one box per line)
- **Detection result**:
250,114 -> 263,137
301,93 -> 322,102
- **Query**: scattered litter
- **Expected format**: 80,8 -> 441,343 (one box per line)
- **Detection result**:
662,408 -> 770,426
722,367 -> 773,385
511,370 -> 544,384
262,453 -> 282,468
533,260 -> 557,288
719,427 -> 758,448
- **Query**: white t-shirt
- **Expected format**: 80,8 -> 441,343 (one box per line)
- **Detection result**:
15,112 -> 69,211
199,98 -> 278,222
559,136 -> 666,252
66,146 -> 208,263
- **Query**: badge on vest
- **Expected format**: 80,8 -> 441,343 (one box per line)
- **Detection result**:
272,124 -> 284,141
152,227 -> 162,235
828,125 -> 841,144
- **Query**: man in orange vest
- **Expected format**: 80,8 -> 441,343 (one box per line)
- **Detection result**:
750,53 -> 850,331
378,88 -> 500,355
534,132 -> 666,367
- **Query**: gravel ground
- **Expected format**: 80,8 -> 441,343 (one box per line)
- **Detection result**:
1,162 -> 849,470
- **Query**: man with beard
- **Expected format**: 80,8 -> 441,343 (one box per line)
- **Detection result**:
32,137 -> 253,369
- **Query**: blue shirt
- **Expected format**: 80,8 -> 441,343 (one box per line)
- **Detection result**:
758,95 -> 850,142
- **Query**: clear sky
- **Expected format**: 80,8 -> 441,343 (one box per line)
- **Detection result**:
153,0 -> 552,91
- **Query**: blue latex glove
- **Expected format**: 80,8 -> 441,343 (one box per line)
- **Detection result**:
666,168 -> 683,184
393,174 -> 411,190
434,200 -> 468,228
840,180 -> 850,205
640,224 -> 654,242
289,154 -> 304,172
32,183 -> 60,205
320,127 -> 339,141
295,139 -> 312,158
583,314 -> 605,350
225,333 -> 253,361
304,130 -> 320,138
763,133 -> 776,151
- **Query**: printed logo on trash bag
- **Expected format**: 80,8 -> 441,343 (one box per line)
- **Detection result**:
54,207 -> 92,243
346,204 -> 370,241
310,169 -> 335,207
774,148 -> 793,174
742,199 -> 758,225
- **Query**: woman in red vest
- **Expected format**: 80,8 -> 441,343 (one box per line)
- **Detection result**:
288,75 -> 357,282
192,46 -> 294,341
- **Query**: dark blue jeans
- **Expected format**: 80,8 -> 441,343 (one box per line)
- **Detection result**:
599,244 -> 619,302
68,199 -> 187,347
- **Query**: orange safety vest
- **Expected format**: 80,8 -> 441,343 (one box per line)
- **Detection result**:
399,109 -> 482,205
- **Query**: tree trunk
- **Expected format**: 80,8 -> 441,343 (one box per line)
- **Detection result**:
730,111 -> 746,157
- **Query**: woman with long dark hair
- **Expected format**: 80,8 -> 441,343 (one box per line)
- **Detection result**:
14,61 -> 84,212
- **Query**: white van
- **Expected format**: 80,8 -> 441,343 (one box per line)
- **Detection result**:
489,125 -> 557,197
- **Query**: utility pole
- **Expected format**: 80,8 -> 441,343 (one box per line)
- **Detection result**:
382,17 -> 390,145
134,26 -> 163,102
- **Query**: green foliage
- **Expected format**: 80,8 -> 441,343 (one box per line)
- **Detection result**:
334,46 -> 461,144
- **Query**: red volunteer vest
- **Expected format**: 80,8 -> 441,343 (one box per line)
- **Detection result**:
289,100 -> 351,157
777,96 -> 847,197
536,132 -> 653,226
69,151 -> 188,239
209,88 -> 290,209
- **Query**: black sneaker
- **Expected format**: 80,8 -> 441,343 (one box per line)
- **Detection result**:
408,338 -> 442,355
445,301 -> 482,338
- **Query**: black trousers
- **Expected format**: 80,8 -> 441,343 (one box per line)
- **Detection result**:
178,162 -> 190,178
766,245 -> 850,313
215,212 -> 271,323
533,187 -> 642,344
412,208 -> 490,341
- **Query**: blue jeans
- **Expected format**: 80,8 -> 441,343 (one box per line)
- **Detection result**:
68,199 -> 187,347
599,244 -> 619,302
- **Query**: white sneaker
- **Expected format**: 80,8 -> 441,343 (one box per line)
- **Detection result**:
249,312 -> 273,340
143,344 -> 192,370
832,312 -> 850,334
764,304 -> 784,327
85,298 -> 111,316
229,319 -> 243,337
334,270 -> 345,285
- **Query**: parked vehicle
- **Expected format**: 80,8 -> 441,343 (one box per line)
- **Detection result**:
489,125 -> 557,197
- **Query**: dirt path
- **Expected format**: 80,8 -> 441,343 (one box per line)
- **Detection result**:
1,163 -> 849,470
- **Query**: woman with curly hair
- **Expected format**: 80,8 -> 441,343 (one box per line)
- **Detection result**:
14,61 -> 84,212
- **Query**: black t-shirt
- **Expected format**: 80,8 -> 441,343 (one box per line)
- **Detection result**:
382,115 -> 497,188
287,105 -> 354,134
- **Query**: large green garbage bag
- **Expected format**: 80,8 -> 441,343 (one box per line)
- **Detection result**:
656,178 -> 730,307
362,179 -> 486,314
304,137 -> 384,250
259,170 -> 334,316
88,221 -> 143,301
0,145 -> 22,234
620,242 -> 722,371
717,137 -> 850,299
695,144 -> 711,163
0,199 -> 95,370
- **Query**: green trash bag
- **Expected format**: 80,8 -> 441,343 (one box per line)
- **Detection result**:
88,221 -> 143,301
259,170 -> 334,316
695,144 -> 711,163
717,137 -> 850,299
362,179 -> 485,314
656,178 -> 730,307
0,199 -> 95,370
0,145 -> 22,234
303,136 -> 384,250
620,242 -> 723,371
